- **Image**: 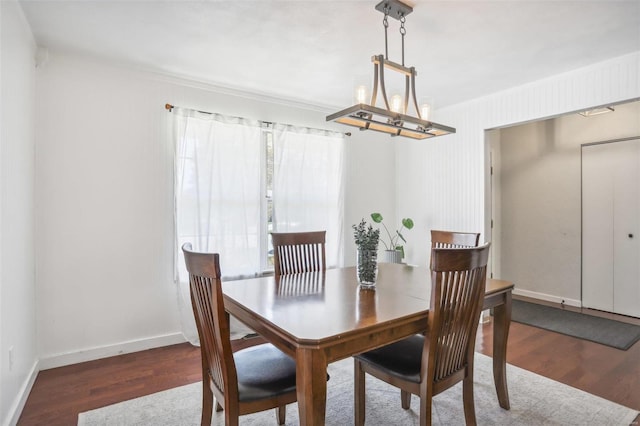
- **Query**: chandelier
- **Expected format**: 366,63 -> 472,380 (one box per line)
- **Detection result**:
326,0 -> 455,140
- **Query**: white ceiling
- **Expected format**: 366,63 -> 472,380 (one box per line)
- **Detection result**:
18,0 -> 640,109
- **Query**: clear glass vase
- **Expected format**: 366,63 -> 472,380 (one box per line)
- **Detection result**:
356,249 -> 378,288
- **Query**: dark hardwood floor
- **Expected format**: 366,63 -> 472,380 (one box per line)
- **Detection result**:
18,299 -> 640,425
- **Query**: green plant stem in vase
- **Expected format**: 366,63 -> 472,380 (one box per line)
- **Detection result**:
356,249 -> 378,285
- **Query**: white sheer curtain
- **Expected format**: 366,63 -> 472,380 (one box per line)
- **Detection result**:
173,108 -> 261,343
272,124 -> 345,268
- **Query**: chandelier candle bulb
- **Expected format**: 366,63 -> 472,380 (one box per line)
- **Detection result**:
355,85 -> 368,104
391,94 -> 404,113
420,101 -> 431,121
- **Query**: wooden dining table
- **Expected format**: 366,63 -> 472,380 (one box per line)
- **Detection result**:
222,263 -> 513,426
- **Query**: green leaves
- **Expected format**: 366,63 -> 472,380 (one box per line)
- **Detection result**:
352,218 -> 380,250
371,212 -> 383,223
402,218 -> 414,229
369,212 -> 414,257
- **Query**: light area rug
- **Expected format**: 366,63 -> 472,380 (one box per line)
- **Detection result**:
78,353 -> 638,425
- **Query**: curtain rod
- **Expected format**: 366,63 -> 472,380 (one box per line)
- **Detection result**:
165,103 -> 351,137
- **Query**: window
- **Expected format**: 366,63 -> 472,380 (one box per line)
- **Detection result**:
174,108 -> 344,280
271,123 -> 344,268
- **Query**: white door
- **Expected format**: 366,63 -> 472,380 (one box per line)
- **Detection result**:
582,139 -> 640,317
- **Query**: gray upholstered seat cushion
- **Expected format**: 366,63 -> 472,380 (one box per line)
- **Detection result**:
234,344 -> 297,402
354,334 -> 424,383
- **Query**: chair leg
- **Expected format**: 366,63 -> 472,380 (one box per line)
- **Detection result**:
354,359 -> 366,426
401,390 -> 411,409
275,406 -> 286,425
462,373 -> 477,426
419,392 -> 432,426
224,408 -> 239,426
202,383 -> 213,426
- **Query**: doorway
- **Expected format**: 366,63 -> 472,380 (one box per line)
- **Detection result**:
485,100 -> 640,307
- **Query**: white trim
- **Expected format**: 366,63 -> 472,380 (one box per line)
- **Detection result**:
38,333 -> 187,370
4,360 -> 39,426
513,288 -> 581,308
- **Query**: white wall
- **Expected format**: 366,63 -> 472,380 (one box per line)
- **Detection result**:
498,101 -> 640,305
397,52 -> 640,272
344,133 -> 397,265
34,52 -> 396,367
1,1 -> 38,425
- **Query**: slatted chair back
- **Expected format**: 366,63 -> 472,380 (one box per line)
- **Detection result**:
353,244 -> 491,425
430,230 -> 481,269
183,244 -> 300,425
430,230 -> 480,248
426,244 -> 491,391
271,231 -> 326,276
182,243 -> 237,410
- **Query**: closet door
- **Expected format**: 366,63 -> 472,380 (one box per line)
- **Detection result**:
582,139 -> 640,317
612,140 -> 640,316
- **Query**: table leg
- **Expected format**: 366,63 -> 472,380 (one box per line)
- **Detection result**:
296,348 -> 328,425
492,292 -> 512,410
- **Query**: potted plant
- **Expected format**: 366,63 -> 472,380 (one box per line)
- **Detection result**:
352,219 -> 380,287
371,212 -> 414,263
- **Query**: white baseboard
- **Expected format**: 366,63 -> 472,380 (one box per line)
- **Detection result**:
38,332 -> 187,370
513,288 -> 581,307
4,359 -> 39,426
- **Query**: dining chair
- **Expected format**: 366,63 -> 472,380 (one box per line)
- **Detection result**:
431,229 -> 481,248
354,243 -> 491,426
182,243 -> 298,426
429,230 -> 481,270
271,231 -> 326,276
